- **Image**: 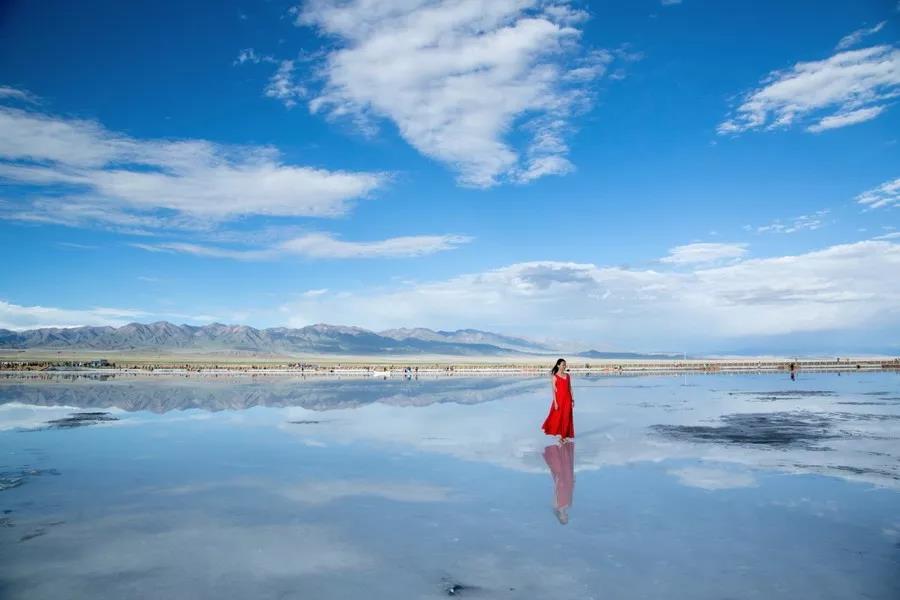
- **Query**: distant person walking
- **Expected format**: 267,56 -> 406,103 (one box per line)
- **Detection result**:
542,358 -> 574,442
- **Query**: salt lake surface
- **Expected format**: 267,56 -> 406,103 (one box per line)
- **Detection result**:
0,371 -> 898,599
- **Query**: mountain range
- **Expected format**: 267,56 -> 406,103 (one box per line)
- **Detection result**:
0,321 -> 680,358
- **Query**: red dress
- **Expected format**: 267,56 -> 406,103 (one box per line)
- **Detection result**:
542,374 -> 574,438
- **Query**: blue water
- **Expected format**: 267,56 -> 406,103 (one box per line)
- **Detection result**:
0,372 -> 898,599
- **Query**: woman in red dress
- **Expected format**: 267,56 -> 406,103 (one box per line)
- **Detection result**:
542,358 -> 574,442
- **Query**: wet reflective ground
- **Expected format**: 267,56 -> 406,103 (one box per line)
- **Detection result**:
0,372 -> 898,599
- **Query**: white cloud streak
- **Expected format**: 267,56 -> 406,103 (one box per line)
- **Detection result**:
749,210 -> 830,234
298,0 -> 611,187
0,85 -> 38,103
836,21 -> 886,51
806,105 -> 886,132
856,177 -> 900,209
132,232 -> 472,260
277,232 -> 471,258
718,45 -> 900,134
660,242 -> 748,265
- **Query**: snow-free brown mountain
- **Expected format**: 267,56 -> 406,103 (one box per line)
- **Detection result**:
0,321 -> 684,358
0,321 -> 540,356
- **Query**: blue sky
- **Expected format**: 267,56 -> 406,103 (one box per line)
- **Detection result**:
1,0 -> 898,352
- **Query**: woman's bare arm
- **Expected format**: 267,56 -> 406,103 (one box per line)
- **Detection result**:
551,376 -> 558,410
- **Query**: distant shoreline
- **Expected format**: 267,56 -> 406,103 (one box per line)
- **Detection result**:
2,354 -> 898,375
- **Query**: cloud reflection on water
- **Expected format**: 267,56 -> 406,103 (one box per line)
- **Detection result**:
1,373 -> 898,489
1,373 -> 899,599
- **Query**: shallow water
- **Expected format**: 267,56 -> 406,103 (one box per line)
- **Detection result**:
0,372 -> 898,599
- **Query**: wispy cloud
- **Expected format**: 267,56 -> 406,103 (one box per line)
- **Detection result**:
132,232 -> 472,261
747,210 -> 830,234
0,85 -> 38,103
0,96 -> 387,230
298,0 -> 619,187
233,48 -> 277,65
718,45 -> 900,134
277,232 -> 471,259
836,21 -> 886,51
56,241 -> 99,250
132,242 -> 273,261
264,60 -> 307,108
856,177 -> 900,209
660,242 -> 748,265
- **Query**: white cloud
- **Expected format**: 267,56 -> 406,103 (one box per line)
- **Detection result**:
0,100 -> 387,227
0,85 -> 38,103
856,177 -> 900,209
302,288 -> 329,297
718,45 -> 900,134
278,232 -> 471,258
57,241 -> 99,250
515,154 -> 574,182
660,242 -> 748,265
279,240 -> 900,346
298,0 -> 611,187
1,195 -> 187,234
661,0 -> 682,5
132,232 -> 472,260
836,21 -> 886,51
806,105 -> 886,132
265,59 -> 307,107
0,300 -> 147,330
0,300 -> 220,331
7,238 -> 900,348
750,210 -> 829,234
131,242 -> 273,261
233,48 -> 277,65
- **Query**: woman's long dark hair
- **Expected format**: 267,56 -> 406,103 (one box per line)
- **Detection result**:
551,358 -> 566,375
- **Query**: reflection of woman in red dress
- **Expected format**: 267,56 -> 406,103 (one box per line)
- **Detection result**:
543,441 -> 575,524
541,358 -> 574,442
